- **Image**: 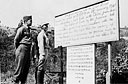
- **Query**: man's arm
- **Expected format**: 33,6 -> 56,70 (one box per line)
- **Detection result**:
44,31 -> 49,48
14,27 -> 23,49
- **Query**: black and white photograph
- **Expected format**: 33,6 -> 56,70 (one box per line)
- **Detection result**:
0,0 -> 128,84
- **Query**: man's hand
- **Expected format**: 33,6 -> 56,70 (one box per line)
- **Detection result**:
39,55 -> 45,62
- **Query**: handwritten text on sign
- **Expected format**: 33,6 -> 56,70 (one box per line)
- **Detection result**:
67,44 -> 95,84
55,0 -> 119,47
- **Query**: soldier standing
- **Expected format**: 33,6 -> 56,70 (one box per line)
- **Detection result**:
13,16 -> 32,84
35,23 -> 49,84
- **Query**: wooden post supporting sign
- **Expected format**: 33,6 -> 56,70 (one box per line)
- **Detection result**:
106,42 -> 112,84
59,46 -> 63,84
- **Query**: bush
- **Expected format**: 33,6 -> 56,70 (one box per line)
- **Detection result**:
0,27 -> 15,73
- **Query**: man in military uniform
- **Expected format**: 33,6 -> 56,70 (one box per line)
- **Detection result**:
35,23 -> 49,84
13,16 -> 32,84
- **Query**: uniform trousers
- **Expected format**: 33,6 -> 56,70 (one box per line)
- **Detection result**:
14,44 -> 31,83
35,49 -> 48,84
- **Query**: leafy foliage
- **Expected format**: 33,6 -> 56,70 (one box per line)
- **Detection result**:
96,43 -> 108,74
0,27 -> 15,73
96,38 -> 128,83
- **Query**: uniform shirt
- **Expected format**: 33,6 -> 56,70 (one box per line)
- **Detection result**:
14,25 -> 32,49
37,29 -> 48,59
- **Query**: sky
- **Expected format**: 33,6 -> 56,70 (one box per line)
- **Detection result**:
0,0 -> 127,28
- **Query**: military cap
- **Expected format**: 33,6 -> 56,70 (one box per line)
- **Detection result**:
23,16 -> 32,22
42,23 -> 49,27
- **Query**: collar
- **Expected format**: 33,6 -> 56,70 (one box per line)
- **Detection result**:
23,24 -> 28,29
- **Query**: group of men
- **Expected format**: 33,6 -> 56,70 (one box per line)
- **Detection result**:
13,15 -> 50,84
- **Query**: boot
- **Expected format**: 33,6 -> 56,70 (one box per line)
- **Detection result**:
36,70 -> 44,84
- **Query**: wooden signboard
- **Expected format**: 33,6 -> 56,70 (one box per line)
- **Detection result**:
67,44 -> 95,84
55,0 -> 119,47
